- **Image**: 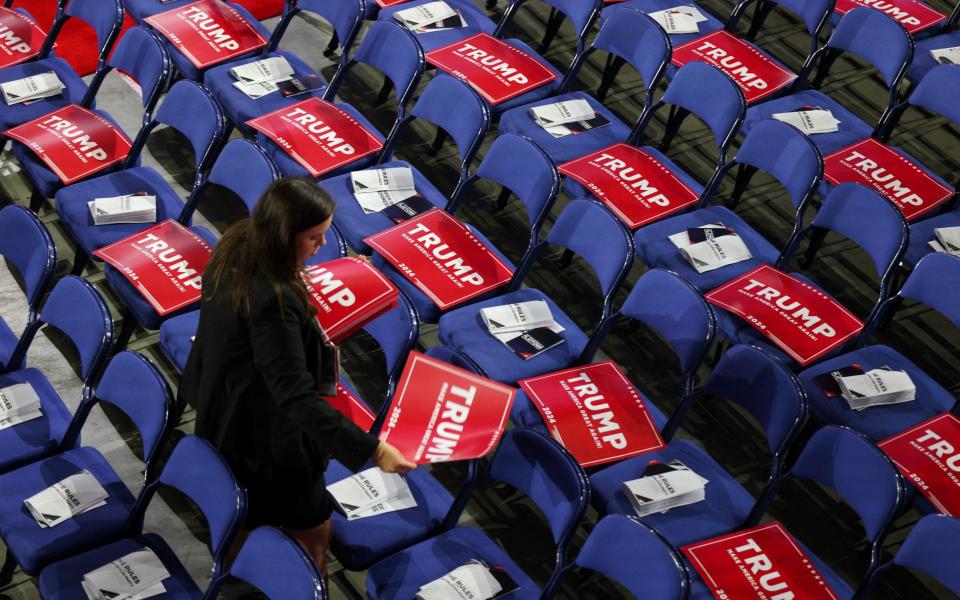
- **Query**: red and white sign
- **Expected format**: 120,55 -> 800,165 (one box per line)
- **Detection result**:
426,33 -> 557,105
705,265 -> 863,365
834,0 -> 946,34
302,257 -> 398,344
376,0 -> 410,6
880,413 -> 960,516
518,361 -> 665,467
93,220 -> 212,316
145,0 -> 267,69
823,138 -> 954,221
364,209 -> 514,310
682,522 -> 840,600
671,30 -> 796,104
326,383 -> 376,432
247,98 -> 383,178
4,105 -> 132,185
0,7 -> 47,69
379,351 -> 516,464
559,143 -> 700,229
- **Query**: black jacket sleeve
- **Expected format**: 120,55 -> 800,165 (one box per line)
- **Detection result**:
247,283 -> 380,472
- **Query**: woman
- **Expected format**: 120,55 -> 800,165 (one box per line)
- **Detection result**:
179,177 -> 416,574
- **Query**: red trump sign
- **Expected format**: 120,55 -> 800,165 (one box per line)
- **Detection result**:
145,0 -> 268,69
834,0 -> 946,34
880,413 -> 960,516
0,7 -> 47,68
302,257 -> 399,344
327,383 -> 376,432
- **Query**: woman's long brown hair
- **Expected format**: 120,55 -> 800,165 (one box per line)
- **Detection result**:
203,177 -> 335,318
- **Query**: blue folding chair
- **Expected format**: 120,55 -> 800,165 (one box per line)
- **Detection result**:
36,435 -> 246,599
319,74 -> 489,253
0,276 -> 113,473
740,7 -> 914,156
203,0 -> 365,133
726,0 -> 834,73
375,0 -> 499,53
634,118 -> 823,292
124,0 -> 286,22
497,8 -> 671,164
0,205 -> 56,371
797,253 -> 960,441
365,428 -> 590,600
589,344 -> 807,547
595,0 -> 724,48
906,5 -> 960,84
435,199 -> 633,384
257,20 -> 425,178
207,526 -> 327,599
0,351 -> 173,585
55,79 -> 226,275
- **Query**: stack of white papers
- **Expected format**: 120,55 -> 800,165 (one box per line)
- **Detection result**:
837,368 -> 916,410
1,72 -> 65,105
669,224 -> 752,273
81,549 -> 171,600
648,5 -> 706,34
24,471 -> 109,528
772,108 -> 841,134
530,99 -> 594,133
416,560 -> 508,600
229,56 -> 294,99
929,226 -> 960,256
328,467 -> 417,520
623,460 -> 709,517
931,46 -> 960,65
351,167 -> 418,213
394,1 -> 465,32
480,300 -> 566,359
0,382 -> 43,430
87,193 -> 157,225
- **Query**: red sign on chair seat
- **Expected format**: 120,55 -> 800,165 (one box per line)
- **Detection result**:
302,257 -> 399,344
823,138 -> 954,221
0,7 -> 47,69
705,265 -> 863,365
518,361 -> 665,467
93,220 -> 212,316
376,0 -> 410,6
379,351 -> 516,464
559,143 -> 700,229
247,98 -> 383,178
326,383 -> 377,432
671,30 -> 796,104
364,209 -> 514,310
834,0 -> 946,34
682,522 -> 841,600
880,413 -> 960,516
145,0 -> 268,69
426,33 -> 558,105
4,105 -> 132,185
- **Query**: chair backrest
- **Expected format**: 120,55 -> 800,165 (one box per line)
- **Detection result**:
890,515 -> 960,596
276,0 -> 363,56
361,291 -> 420,394
885,64 -> 960,141
496,0 -> 601,56
768,0 -> 835,34
41,0 -> 124,67
199,139 -> 281,219
898,253 -> 960,328
218,526 -> 326,600
92,26 -> 171,117
585,8 -> 670,98
0,205 -> 56,318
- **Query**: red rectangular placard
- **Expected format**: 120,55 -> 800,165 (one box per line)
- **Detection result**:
671,30 -> 796,104
823,138 -> 954,221
302,257 -> 399,344
363,209 -> 514,310
145,0 -> 267,69
682,522 -> 841,600
247,97 -> 383,178
93,220 -> 212,316
834,0 -> 946,34
326,383 -> 376,432
518,361 -> 665,467
376,0 -> 410,5
0,7 -> 47,69
4,105 -> 132,185
559,143 -> 700,229
379,351 -> 516,463
705,265 -> 863,365
879,413 -> 960,516
426,33 -> 557,105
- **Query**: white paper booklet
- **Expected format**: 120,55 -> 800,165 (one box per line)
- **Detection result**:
648,7 -> 701,33
24,470 -> 109,528
328,467 -> 417,520
623,460 -> 709,517
530,99 -> 595,128
0,382 -> 43,430
1,72 -> 65,106
394,1 -> 456,28
838,368 -> 916,410
80,548 -> 170,600
669,224 -> 752,273
351,167 -> 419,213
481,300 -> 556,335
229,56 -> 294,99
772,108 -> 841,134
934,226 -> 960,256
931,46 -> 960,65
88,194 -> 157,225
416,560 -> 504,600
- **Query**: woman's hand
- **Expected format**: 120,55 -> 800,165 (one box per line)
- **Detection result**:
374,441 -> 417,474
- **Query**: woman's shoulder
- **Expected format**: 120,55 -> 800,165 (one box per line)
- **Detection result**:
249,277 -> 309,319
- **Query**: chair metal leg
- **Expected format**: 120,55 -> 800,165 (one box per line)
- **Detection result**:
800,227 -> 828,269
659,106 -> 690,154
485,0 -> 497,11
558,248 -> 575,269
0,549 -> 16,587
495,186 -> 511,211
596,55 -> 626,102
539,9 -> 564,54
70,251 -> 90,276
113,313 -> 138,354
429,128 -> 448,156
727,164 -> 759,210
324,32 -> 339,57
744,0 -> 775,41
375,76 -> 392,105
29,189 -> 44,213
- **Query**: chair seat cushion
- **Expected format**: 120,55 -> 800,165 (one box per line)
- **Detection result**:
0,317 -> 17,371
510,385 -> 669,435
909,31 -> 960,84
0,58 -> 88,132
563,144 -> 705,202
55,167 -> 185,256
797,344 -> 958,440
599,0 -> 724,47
158,310 -> 200,373
365,525 -> 541,600
633,206 -> 780,291
0,446 -> 137,575
0,368 -> 74,472
437,288 -> 590,384
487,38 -> 563,115
498,91 -> 634,164
588,439 -> 756,547
377,0 -> 497,53
326,459 -> 454,570
903,208 -> 960,269
37,533 -> 203,599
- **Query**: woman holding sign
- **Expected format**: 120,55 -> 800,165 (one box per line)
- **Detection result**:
179,177 -> 416,576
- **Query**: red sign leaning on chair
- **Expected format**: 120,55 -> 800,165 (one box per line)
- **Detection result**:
145,0 -> 268,69
302,257 -> 399,344
326,383 -> 377,432
880,412 -> 960,516
0,7 -> 47,69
